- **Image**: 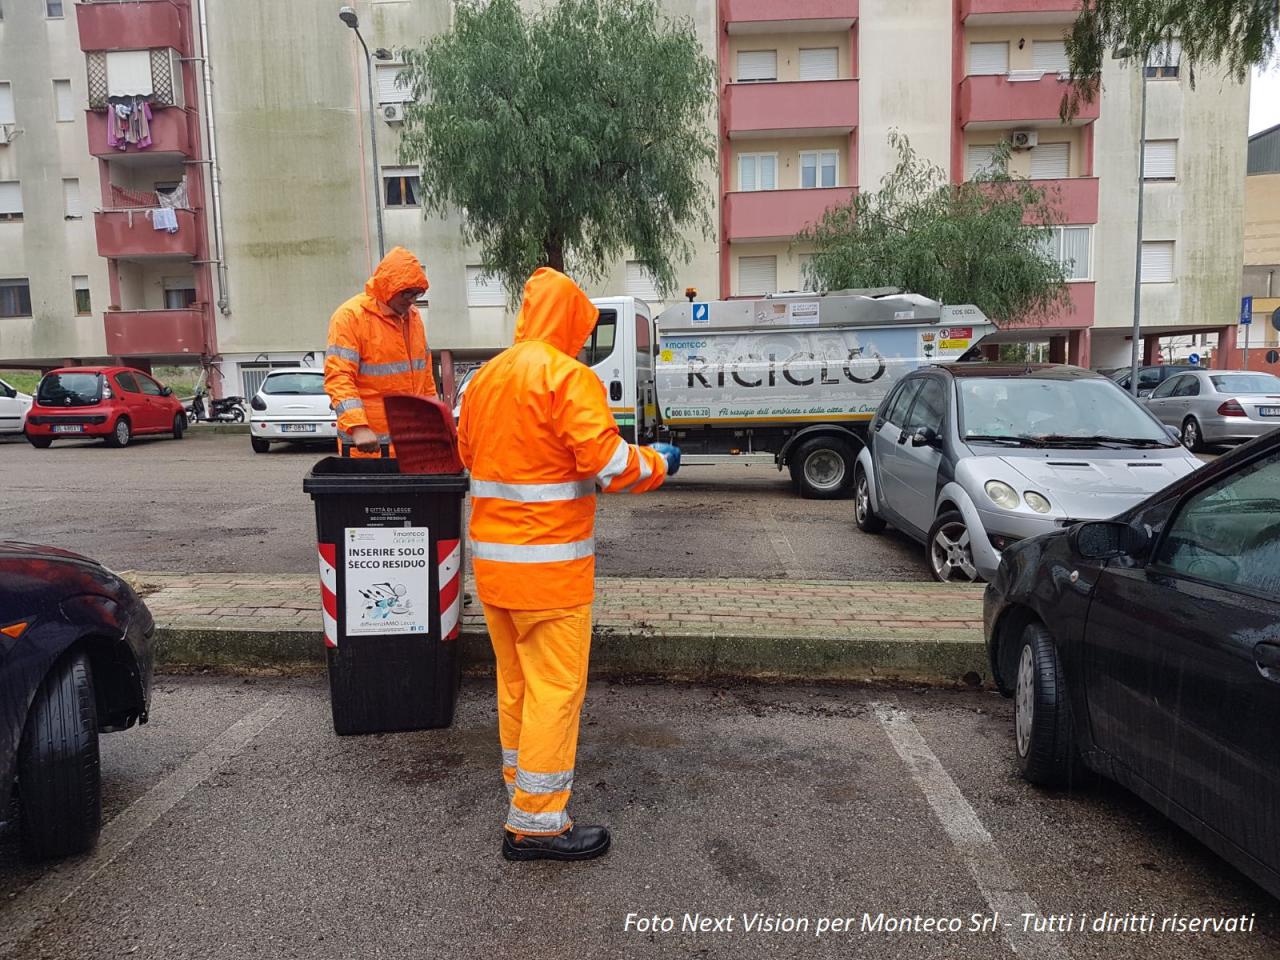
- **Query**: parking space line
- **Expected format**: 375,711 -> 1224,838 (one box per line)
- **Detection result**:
0,698 -> 288,958
756,506 -> 804,578
873,702 -> 1067,960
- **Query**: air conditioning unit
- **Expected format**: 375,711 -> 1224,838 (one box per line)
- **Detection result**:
382,103 -> 405,123
1011,130 -> 1038,150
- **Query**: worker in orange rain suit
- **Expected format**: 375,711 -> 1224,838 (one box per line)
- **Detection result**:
324,246 -> 436,457
457,267 -> 681,863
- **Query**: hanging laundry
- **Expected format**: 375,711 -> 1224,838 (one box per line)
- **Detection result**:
151,207 -> 179,233
105,96 -> 153,151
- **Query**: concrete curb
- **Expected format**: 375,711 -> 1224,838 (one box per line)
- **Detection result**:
187,423 -> 250,435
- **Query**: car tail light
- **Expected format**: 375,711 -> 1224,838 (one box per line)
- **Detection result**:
101,382 -> 113,401
250,395 -> 267,411
1217,399 -> 1246,417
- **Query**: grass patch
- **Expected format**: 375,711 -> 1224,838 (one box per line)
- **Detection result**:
0,365 -> 202,398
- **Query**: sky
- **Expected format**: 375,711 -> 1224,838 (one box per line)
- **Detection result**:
1250,61 -> 1280,135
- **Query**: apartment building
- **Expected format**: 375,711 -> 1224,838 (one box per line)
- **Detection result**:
0,0 -> 1248,396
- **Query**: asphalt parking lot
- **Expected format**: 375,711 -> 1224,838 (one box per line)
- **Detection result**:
0,431 -> 930,581
0,677 -> 1274,960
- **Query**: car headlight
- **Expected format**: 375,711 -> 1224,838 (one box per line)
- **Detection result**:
984,480 -> 1020,510
1024,491 -> 1052,514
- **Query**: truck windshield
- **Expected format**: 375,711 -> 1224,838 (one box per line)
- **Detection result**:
959,377 -> 1172,445
37,372 -> 102,407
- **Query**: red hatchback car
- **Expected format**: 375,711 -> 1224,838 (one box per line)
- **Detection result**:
24,366 -> 186,448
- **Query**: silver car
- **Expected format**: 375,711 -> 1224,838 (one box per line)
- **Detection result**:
1143,368 -> 1280,452
854,364 -> 1202,582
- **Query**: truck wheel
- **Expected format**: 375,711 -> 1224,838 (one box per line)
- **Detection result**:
1014,622 -> 1079,787
790,437 -> 855,500
17,650 -> 102,860
854,464 -> 886,533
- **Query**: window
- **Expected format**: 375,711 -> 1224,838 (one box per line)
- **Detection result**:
136,374 -> 163,396
884,379 -> 923,427
1153,451 -> 1280,597
636,313 -> 651,354
582,309 -> 617,366
1040,226 -> 1091,281
53,79 -> 74,121
0,181 -> 22,222
46,0 -> 63,18
800,150 -> 838,189
968,42 -> 1009,76
114,371 -> 140,393
1141,240 -> 1174,282
0,279 -> 32,318
1031,40 -> 1068,74
1148,375 -> 1182,399
1029,142 -> 1069,179
1145,39 -> 1181,79
262,372 -> 326,396
965,144 -> 999,180
1143,140 -> 1177,180
1173,375 -> 1201,397
163,276 -> 197,309
466,265 -> 505,307
798,48 -> 838,81
624,261 -> 661,303
738,153 -> 777,191
72,275 -> 90,316
736,50 -> 777,82
904,379 -> 947,434
63,178 -> 82,219
737,255 -> 777,296
376,64 -> 410,104
382,166 -> 420,207
0,83 -> 13,125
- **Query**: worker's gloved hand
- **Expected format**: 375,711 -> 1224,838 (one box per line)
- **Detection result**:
650,442 -> 681,477
351,424 -> 381,453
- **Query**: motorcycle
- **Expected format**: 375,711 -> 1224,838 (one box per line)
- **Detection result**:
186,387 -> 246,423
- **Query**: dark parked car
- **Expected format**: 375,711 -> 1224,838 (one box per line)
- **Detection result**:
1,543 -> 154,859
1108,363 -> 1198,398
984,430 -> 1280,898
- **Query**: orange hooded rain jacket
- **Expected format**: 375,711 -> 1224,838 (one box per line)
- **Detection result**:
324,247 -> 436,456
458,268 -> 668,610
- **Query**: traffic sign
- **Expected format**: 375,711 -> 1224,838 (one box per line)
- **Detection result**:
1187,352 -> 1200,366
1240,295 -> 1253,325
1268,350 -> 1280,365
1273,307 -> 1280,333
692,302 -> 710,324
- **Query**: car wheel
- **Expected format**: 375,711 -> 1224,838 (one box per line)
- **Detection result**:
927,511 -> 982,583
172,413 -> 185,440
230,406 -> 246,423
854,465 -> 886,533
251,436 -> 271,454
1181,417 -> 1205,453
106,417 -> 131,448
26,435 -> 52,449
17,650 -> 102,860
790,437 -> 855,500
1014,622 -> 1078,787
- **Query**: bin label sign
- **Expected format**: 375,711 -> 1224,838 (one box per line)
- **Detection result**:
344,526 -> 432,636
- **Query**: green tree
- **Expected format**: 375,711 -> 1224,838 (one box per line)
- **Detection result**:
397,0 -> 716,300
1064,1 -> 1277,116
797,134 -> 1070,325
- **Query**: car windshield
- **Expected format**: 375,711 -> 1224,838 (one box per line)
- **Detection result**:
37,372 -> 102,407
262,373 -> 326,396
959,376 -> 1172,445
1209,373 -> 1280,394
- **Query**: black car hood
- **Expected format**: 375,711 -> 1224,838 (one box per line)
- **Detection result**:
0,541 -> 102,564
0,541 -> 126,625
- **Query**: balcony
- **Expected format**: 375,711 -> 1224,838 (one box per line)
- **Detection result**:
1033,177 -> 1097,223
104,307 -> 207,356
724,0 -> 857,33
958,73 -> 1098,129
86,106 -> 193,163
960,0 -> 1079,24
725,79 -> 858,138
95,208 -> 199,259
725,186 -> 856,241
76,0 -> 189,56
1003,282 -> 1095,332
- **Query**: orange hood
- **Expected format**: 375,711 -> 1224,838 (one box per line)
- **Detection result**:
364,246 -> 429,306
513,268 -> 599,357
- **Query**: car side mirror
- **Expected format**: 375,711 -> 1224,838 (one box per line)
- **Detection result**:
160,386 -> 173,396
910,427 -> 940,448
1069,521 -> 1151,561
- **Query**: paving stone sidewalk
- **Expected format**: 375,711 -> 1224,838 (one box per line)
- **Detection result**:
124,573 -> 988,682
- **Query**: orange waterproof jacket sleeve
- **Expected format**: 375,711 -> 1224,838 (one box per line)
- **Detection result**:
324,305 -> 370,434
552,364 -> 667,495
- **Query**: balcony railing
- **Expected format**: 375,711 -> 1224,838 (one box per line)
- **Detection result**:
723,0 -> 857,31
86,106 -> 193,162
76,1 -> 189,56
960,0 -> 1079,24
724,79 -> 858,137
1002,282 -> 1095,331
725,186 -> 855,241
958,73 -> 1098,128
95,208 -> 199,259
104,307 -> 207,356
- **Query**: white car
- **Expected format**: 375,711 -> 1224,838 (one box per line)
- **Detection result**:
247,367 -> 337,453
0,377 -> 33,434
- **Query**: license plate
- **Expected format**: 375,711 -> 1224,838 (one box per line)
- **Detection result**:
1259,407 -> 1280,417
52,424 -> 84,433
281,423 -> 318,433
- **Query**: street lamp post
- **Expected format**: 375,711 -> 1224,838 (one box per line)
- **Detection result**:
1114,46 -> 1150,396
339,6 -> 386,261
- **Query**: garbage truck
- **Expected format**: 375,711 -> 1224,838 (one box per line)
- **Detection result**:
582,290 -> 996,499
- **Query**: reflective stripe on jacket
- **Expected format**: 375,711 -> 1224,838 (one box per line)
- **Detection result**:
458,268 -> 666,609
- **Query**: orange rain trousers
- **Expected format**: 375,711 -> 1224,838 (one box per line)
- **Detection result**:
484,601 -> 592,837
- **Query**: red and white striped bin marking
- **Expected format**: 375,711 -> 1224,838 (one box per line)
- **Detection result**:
317,542 -> 338,648
438,538 -> 462,641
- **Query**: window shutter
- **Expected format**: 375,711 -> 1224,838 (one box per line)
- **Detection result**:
105,50 -> 153,97
1060,227 -> 1091,280
820,151 -> 837,187
1031,40 -> 1068,73
0,83 -> 15,125
54,79 -> 74,121
737,50 -> 777,82
1143,140 -> 1177,179
1140,241 -> 1174,282
62,178 -> 81,218
968,42 -> 1008,75
1029,142 -> 1069,179
738,256 -> 777,296
466,266 -> 505,307
625,261 -> 661,303
0,181 -> 22,215
798,48 -> 838,81
966,144 -> 997,179
800,152 -> 817,189
376,64 -> 410,103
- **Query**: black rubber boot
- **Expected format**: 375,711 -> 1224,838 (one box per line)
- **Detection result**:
502,823 -> 611,862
